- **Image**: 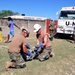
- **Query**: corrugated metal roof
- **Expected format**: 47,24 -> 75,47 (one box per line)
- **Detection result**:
3,15 -> 49,20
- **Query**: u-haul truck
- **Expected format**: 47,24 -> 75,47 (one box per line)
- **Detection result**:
54,6 -> 75,36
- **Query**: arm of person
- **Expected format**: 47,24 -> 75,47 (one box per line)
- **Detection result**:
8,24 -> 11,28
8,22 -> 11,28
22,44 -> 32,57
14,23 -> 20,29
36,39 -> 40,45
22,44 -> 28,53
43,34 -> 48,46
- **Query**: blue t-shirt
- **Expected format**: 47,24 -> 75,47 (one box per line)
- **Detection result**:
8,20 -> 14,31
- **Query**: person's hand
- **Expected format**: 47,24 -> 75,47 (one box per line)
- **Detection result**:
27,51 -> 32,57
37,42 -> 43,47
34,42 -> 43,51
25,44 -> 30,49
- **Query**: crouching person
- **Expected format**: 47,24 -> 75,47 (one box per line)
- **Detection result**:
5,28 -> 33,71
33,24 -> 54,61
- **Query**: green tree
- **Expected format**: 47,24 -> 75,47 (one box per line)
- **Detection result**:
0,10 -> 19,18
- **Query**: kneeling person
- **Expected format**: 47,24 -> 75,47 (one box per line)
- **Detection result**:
5,28 -> 33,71
33,24 -> 54,61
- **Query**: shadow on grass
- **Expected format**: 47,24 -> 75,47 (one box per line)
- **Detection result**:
54,33 -> 74,44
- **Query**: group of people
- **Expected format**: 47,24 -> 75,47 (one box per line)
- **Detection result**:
5,17 -> 54,71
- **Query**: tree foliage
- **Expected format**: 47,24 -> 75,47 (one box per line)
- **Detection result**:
0,10 -> 19,18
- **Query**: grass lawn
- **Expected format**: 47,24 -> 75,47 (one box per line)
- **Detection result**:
0,36 -> 75,75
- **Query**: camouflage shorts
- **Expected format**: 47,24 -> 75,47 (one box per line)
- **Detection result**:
8,52 -> 26,68
38,46 -> 52,61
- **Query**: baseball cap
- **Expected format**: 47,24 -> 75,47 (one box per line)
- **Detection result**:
21,27 -> 30,37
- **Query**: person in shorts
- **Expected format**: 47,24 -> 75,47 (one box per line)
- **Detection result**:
5,17 -> 20,43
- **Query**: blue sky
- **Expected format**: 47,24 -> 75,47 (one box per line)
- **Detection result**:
0,0 -> 75,20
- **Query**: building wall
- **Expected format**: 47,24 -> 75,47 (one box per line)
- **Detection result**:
0,19 -> 46,37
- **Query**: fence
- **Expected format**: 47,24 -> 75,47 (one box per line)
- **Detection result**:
0,18 -> 46,37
